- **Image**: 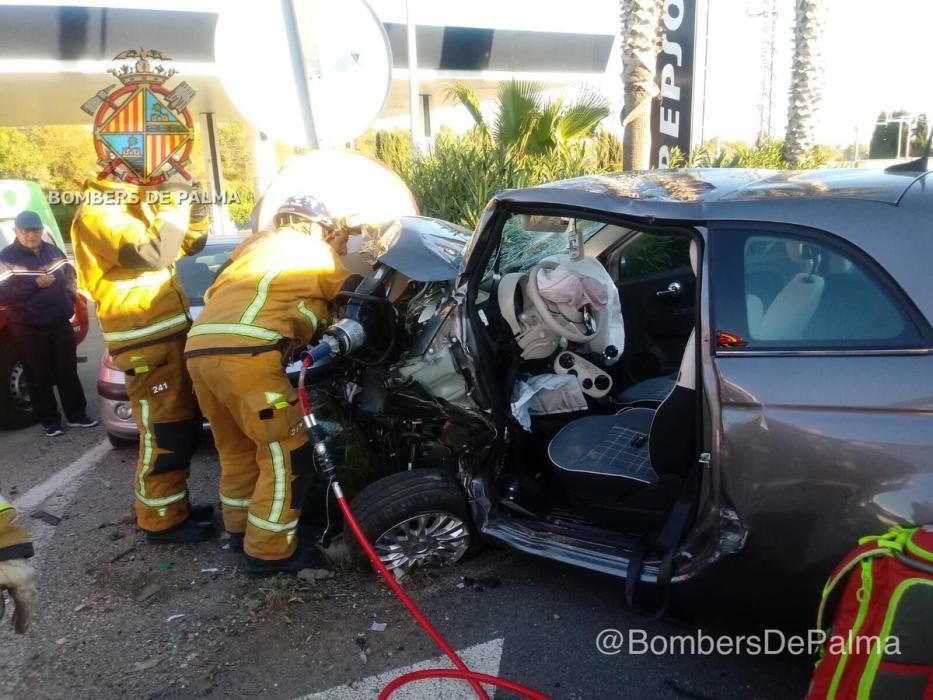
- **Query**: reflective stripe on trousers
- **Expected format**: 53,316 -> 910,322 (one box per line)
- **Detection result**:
134,397 -> 187,509
247,513 -> 299,533
220,494 -> 250,508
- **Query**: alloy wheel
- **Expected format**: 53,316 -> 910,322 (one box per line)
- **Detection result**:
373,512 -> 471,575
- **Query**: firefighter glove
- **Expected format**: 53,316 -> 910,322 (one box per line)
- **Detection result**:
0,558 -> 37,634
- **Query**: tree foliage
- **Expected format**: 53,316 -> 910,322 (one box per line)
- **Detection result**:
673,139 -> 829,170
447,80 -> 609,157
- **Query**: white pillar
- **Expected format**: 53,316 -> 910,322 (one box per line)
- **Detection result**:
281,0 -> 319,150
251,128 -> 277,203
198,111 -> 228,236
406,0 -> 419,148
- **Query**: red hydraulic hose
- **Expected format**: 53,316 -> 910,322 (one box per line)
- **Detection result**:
297,356 -> 549,700
379,669 -> 551,700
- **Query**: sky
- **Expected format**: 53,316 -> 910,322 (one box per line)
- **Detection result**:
371,0 -> 933,148
704,0 -> 933,146
3,0 -> 932,148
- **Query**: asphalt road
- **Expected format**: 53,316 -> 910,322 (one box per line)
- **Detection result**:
0,318 -> 815,699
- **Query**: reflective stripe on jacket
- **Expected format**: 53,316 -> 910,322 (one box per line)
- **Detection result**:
185,226 -> 349,355
0,241 -> 77,326
70,177 -> 208,353
0,488 -> 33,562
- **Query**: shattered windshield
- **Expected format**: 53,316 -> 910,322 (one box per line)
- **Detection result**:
485,215 -> 606,280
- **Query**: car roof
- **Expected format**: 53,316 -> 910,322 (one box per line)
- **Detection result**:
500,166 -> 930,210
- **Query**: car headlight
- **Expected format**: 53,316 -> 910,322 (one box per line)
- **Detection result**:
114,402 -> 133,421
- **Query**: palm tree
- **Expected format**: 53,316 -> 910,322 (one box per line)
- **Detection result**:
784,0 -> 824,164
619,0 -> 664,170
447,80 -> 610,157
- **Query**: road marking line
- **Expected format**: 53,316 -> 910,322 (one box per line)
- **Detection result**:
2,438 -> 112,698
297,638 -> 504,700
13,438 -> 111,513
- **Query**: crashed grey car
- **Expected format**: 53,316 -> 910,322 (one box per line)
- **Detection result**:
320,163 -> 933,610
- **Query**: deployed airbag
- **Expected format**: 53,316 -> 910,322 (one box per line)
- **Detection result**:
535,264 -> 608,309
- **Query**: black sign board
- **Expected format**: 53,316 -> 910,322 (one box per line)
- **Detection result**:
651,0 -> 697,168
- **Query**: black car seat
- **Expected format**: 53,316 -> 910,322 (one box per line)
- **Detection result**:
548,327 -> 696,485
615,373 -> 678,407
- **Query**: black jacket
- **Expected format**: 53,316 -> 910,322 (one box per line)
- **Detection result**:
0,240 -> 77,327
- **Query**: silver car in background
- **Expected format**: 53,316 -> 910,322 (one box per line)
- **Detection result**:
97,235 -> 245,446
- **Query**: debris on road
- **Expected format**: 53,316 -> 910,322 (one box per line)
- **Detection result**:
157,561 -> 175,571
166,614 -> 186,622
369,621 -> 387,632
356,634 -> 368,664
201,567 -> 219,573
135,583 -> 162,603
132,659 -> 160,673
459,575 -> 502,592
110,544 -> 136,563
31,509 -> 62,526
297,568 -> 334,583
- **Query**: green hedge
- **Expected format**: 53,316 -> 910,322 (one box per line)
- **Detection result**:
364,130 -> 827,229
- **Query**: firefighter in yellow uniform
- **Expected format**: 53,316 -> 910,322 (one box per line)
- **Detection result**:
71,177 -> 214,544
186,196 -> 349,576
0,487 -> 37,633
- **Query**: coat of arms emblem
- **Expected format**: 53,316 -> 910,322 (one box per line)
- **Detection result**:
82,49 -> 196,185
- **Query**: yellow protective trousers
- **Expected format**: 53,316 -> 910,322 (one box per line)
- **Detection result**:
112,338 -> 201,532
187,351 -> 313,561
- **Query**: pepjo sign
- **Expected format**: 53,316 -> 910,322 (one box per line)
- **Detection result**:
651,0 -> 697,168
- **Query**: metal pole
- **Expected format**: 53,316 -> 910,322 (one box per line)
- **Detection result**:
853,125 -> 859,166
199,112 -> 227,236
698,0 -> 711,146
895,118 -> 903,160
281,0 -> 319,149
406,0 -> 419,148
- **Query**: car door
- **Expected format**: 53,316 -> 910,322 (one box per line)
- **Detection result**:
709,222 -> 933,583
606,233 -> 695,383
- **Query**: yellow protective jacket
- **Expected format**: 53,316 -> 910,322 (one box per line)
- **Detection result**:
0,487 -> 33,562
185,225 -> 349,355
71,177 -> 208,354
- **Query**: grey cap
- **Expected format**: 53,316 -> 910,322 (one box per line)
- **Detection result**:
14,210 -> 43,230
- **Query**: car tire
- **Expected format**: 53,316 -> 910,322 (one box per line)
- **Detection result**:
0,343 -> 36,429
108,432 -> 137,449
345,468 -> 477,575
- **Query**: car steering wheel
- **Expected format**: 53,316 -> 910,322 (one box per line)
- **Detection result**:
524,260 -> 601,343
